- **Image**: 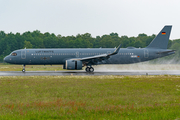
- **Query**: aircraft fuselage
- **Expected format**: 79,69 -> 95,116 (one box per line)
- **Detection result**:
4,48 -> 174,65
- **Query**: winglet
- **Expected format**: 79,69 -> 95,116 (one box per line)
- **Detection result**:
109,44 -> 121,56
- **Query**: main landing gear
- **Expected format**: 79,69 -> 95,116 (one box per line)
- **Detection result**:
85,66 -> 94,72
22,65 -> 26,73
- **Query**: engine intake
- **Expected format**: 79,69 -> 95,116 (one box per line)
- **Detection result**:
66,60 -> 82,70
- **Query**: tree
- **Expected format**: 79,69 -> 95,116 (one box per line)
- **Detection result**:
4,45 -> 11,55
24,41 -> 33,48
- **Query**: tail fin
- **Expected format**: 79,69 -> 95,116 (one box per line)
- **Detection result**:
146,25 -> 172,49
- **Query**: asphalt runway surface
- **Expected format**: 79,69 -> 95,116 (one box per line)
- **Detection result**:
0,70 -> 180,76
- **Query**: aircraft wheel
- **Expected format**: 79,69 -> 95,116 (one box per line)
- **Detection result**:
22,65 -> 26,73
89,67 -> 94,72
85,67 -> 90,72
22,69 -> 25,73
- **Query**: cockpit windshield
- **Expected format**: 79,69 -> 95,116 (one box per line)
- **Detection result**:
11,52 -> 17,56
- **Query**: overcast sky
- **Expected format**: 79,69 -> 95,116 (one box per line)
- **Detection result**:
0,0 -> 180,39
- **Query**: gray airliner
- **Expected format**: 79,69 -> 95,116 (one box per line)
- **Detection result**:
4,25 -> 175,72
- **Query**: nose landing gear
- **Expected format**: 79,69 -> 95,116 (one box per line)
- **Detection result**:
22,65 -> 26,73
85,66 -> 94,72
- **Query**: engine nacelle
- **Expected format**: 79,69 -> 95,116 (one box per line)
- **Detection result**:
66,60 -> 82,70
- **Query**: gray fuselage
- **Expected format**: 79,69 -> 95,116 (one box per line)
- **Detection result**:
4,47 -> 174,65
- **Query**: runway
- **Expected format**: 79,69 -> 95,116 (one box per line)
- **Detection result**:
0,70 -> 180,76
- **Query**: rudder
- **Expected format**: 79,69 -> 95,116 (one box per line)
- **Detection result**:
146,25 -> 172,49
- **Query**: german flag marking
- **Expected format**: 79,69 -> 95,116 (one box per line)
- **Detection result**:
162,32 -> 166,35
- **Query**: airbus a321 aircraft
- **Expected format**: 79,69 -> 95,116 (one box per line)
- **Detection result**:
4,26 -> 175,72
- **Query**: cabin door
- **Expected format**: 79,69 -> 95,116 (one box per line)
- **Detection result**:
21,50 -> 26,59
144,49 -> 149,58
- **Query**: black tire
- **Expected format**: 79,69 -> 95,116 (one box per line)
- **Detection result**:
89,67 -> 94,72
86,67 -> 90,72
22,69 -> 25,73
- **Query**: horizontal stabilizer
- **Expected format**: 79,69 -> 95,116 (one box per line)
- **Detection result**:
156,50 -> 175,54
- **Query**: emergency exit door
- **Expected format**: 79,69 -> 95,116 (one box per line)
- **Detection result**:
144,49 -> 149,58
21,50 -> 26,59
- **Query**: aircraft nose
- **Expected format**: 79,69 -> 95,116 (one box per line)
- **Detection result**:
4,56 -> 9,63
4,57 -> 7,62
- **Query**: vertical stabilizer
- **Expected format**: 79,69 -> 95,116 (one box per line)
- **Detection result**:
146,25 -> 172,49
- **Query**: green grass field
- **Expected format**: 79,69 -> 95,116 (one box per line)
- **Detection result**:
0,64 -> 64,71
0,75 -> 180,119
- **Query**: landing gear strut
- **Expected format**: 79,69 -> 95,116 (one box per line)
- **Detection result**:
22,65 -> 26,73
85,66 -> 94,72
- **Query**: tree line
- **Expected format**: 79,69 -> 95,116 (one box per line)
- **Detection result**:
0,30 -> 180,63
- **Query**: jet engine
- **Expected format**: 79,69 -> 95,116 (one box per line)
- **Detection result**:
65,60 -> 82,70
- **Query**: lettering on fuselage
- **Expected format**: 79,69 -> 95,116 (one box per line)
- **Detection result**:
35,50 -> 54,53
131,55 -> 140,58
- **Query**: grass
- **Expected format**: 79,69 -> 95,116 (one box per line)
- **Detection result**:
0,75 -> 180,119
0,64 -> 64,71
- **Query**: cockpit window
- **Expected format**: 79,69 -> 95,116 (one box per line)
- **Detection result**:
11,52 -> 17,56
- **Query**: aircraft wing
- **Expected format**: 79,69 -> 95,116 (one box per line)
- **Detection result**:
72,54 -> 108,61
71,44 -> 121,64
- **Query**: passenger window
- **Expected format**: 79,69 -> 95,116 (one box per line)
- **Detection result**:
11,52 -> 17,56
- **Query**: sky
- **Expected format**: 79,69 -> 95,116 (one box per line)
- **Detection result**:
0,0 -> 180,40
